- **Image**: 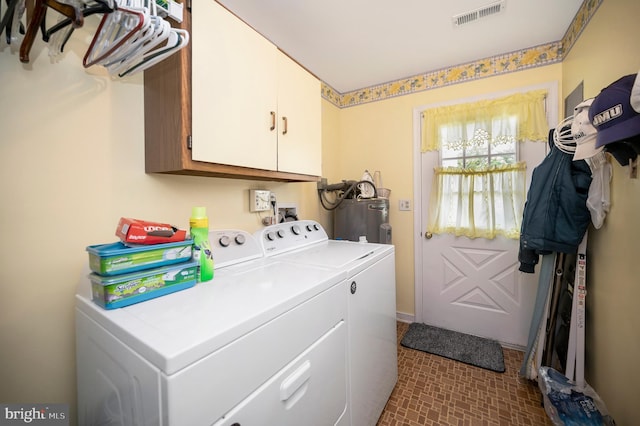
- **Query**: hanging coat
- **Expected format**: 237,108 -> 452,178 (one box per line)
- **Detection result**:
518,129 -> 592,273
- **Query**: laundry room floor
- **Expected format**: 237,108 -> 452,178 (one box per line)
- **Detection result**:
377,321 -> 554,426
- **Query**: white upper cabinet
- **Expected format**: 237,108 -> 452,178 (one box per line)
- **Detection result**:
191,1 -> 320,176
277,52 -> 322,176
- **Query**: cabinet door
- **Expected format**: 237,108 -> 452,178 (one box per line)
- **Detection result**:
192,1 -> 278,170
277,52 -> 322,175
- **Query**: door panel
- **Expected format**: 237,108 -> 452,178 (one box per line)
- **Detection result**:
420,144 -> 544,348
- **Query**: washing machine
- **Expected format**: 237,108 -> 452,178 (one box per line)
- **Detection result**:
76,229 -> 350,425
255,220 -> 398,426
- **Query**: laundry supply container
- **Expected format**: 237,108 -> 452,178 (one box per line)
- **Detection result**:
89,261 -> 198,309
87,240 -> 193,276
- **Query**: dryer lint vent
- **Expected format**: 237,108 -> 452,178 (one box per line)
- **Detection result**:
453,1 -> 505,26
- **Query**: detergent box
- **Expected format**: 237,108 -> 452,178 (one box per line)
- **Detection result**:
89,261 -> 198,309
87,240 -> 193,276
116,217 -> 187,245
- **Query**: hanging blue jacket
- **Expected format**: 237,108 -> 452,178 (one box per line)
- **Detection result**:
518,130 -> 592,273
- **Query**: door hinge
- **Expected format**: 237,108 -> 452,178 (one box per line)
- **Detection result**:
186,0 -> 192,11
187,135 -> 192,150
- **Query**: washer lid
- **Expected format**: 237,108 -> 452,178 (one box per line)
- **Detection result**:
76,259 -> 345,375
273,240 -> 394,274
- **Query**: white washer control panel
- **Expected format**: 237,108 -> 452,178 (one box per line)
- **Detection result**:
256,220 -> 328,255
208,229 -> 263,268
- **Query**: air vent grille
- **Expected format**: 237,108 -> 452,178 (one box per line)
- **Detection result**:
453,1 -> 505,26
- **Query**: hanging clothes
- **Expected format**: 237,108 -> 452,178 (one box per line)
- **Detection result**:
518,129 -> 592,273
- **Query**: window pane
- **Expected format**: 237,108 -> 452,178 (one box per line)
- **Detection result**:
491,140 -> 517,155
442,159 -> 462,168
465,157 -> 489,169
490,155 -> 516,167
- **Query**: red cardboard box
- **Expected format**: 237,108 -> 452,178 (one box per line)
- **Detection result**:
116,217 -> 187,245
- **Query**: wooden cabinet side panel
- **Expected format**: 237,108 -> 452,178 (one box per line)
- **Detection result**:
144,13 -> 191,173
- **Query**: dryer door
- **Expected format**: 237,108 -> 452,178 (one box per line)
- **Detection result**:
213,320 -> 347,426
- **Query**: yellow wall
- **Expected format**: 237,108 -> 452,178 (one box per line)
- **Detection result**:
334,65 -> 563,316
562,0 -> 640,423
1,1 -> 638,424
0,28 -> 324,422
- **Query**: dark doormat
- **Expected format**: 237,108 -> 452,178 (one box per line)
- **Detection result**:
401,322 -> 505,373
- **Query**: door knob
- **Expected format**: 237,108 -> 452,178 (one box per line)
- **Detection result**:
425,232 -> 433,239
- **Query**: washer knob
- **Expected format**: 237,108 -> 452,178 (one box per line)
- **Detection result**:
291,225 -> 301,235
266,231 -> 276,241
219,235 -> 231,247
277,230 -> 286,238
235,234 -> 246,245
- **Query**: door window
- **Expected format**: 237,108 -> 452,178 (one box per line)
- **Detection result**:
422,90 -> 548,240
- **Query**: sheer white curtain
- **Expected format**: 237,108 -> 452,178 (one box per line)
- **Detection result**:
427,163 -> 527,239
423,90 -> 548,239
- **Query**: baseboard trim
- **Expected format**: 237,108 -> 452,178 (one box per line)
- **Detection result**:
396,311 -> 414,323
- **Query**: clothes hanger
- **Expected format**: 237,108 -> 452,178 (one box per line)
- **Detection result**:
19,0 -> 84,63
99,3 -> 157,67
82,2 -> 148,68
1,0 -> 23,44
105,14 -> 169,75
118,27 -> 188,77
42,1 -> 113,44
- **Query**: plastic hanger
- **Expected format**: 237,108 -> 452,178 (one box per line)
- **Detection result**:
82,2 -> 148,67
105,15 -> 170,75
43,1 -> 114,44
19,0 -> 84,63
1,0 -> 25,45
118,27 -> 188,77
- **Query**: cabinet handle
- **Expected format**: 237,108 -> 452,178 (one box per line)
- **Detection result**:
282,116 -> 288,135
270,111 -> 276,131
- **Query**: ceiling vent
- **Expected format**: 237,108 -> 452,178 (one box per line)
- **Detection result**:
453,1 -> 505,26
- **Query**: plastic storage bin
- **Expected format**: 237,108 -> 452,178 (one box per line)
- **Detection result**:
89,261 -> 198,309
87,240 -> 193,276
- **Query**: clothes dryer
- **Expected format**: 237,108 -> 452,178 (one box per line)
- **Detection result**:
76,229 -> 349,426
255,220 -> 398,426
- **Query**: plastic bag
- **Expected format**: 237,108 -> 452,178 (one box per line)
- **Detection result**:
538,366 -> 615,426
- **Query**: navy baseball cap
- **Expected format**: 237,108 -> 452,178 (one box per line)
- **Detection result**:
604,139 -> 638,167
589,74 -> 640,148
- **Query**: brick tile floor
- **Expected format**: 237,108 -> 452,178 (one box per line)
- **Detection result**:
376,322 -> 554,426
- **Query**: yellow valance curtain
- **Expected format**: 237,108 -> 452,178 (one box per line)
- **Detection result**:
427,162 -> 527,240
421,89 -> 549,152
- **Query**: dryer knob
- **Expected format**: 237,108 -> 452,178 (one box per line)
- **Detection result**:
306,224 -> 313,232
266,231 -> 276,241
291,225 -> 301,235
277,230 -> 286,238
219,235 -> 231,247
235,234 -> 246,245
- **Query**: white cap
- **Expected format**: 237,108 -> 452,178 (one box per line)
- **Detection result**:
572,98 -> 603,161
631,71 -> 640,113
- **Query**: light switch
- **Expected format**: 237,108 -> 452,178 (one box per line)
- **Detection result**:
399,199 -> 411,211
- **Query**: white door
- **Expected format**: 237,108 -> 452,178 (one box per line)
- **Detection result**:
419,147 -> 543,347
414,85 -> 556,348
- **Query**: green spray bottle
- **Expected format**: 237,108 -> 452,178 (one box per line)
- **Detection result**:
190,207 -> 214,282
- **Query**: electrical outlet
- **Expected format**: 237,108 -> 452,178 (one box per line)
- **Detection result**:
399,199 -> 412,211
250,190 -> 271,212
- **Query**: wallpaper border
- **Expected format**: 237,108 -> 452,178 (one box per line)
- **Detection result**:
321,0 -> 602,109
